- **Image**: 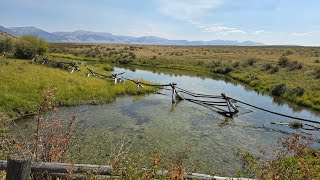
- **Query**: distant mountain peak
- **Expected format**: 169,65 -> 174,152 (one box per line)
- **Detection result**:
1,25 -> 266,46
10,26 -> 44,31
9,26 -> 65,41
0,25 -> 16,35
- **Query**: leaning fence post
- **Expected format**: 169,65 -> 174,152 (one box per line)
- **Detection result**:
170,83 -> 176,104
224,95 -> 232,113
6,152 -> 32,180
137,80 -> 140,91
221,93 -> 239,117
174,89 -> 185,100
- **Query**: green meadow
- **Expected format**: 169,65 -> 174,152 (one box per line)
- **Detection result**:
0,57 -> 154,118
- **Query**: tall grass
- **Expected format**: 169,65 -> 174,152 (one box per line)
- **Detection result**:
0,57 -> 155,118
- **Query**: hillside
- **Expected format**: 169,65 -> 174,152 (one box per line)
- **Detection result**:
0,32 -> 16,39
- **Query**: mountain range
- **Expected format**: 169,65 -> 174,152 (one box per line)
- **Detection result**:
0,25 -> 265,46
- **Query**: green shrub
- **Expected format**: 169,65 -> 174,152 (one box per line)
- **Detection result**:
47,61 -> 70,70
261,63 -> 273,71
278,57 -> 303,70
232,61 -> 240,68
0,37 -> 14,54
278,56 -> 290,67
14,35 -> 48,59
269,66 -> 279,74
14,40 -> 34,59
288,60 -> 303,70
118,58 -> 133,65
212,66 -> 233,74
211,60 -> 222,67
271,84 -> 286,96
245,58 -> 257,66
261,63 -> 279,73
290,86 -> 304,97
314,59 -> 320,63
196,60 -> 204,65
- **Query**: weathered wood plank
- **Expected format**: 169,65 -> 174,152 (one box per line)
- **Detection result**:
0,160 -> 252,180
31,162 -> 113,175
6,153 -> 32,180
1,160 -> 112,175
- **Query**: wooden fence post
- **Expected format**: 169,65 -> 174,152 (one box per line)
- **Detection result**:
6,152 -> 32,180
221,93 -> 239,117
170,83 -> 176,104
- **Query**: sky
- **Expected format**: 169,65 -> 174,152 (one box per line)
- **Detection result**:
0,0 -> 320,46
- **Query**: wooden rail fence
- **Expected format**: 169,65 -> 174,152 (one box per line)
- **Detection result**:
0,153 -> 251,180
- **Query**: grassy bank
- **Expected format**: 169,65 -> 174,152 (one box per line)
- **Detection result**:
0,57 -> 154,118
50,43 -> 320,110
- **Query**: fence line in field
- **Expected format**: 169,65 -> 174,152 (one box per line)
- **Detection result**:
86,68 -> 320,125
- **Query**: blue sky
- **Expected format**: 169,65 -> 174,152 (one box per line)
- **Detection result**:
1,0 -> 319,45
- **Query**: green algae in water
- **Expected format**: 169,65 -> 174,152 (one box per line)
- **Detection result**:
58,96 -> 276,176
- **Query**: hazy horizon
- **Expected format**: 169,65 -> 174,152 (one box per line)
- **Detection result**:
1,0 -> 320,46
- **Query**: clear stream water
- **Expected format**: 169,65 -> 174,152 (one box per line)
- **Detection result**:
17,67 -> 320,176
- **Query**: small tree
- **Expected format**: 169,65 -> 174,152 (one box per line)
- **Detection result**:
0,37 -> 14,54
14,40 -> 33,59
31,89 -> 76,162
14,35 -> 48,59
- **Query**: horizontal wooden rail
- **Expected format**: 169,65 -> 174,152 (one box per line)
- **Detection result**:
0,160 -> 252,180
0,160 -> 112,175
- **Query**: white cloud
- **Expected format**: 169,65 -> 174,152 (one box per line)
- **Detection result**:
199,24 -> 246,35
289,32 -> 310,37
254,30 -> 266,35
154,0 -> 247,36
155,0 -> 222,21
223,29 -> 246,35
